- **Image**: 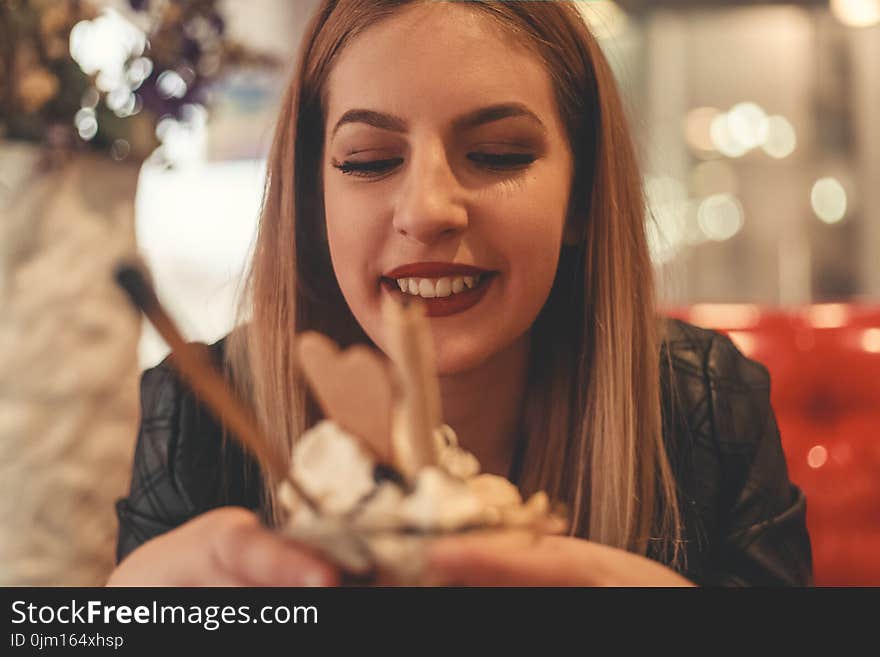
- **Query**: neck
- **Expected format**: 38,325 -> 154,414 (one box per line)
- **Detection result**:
437,333 -> 530,477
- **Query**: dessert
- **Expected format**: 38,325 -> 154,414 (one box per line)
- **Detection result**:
279,296 -> 565,584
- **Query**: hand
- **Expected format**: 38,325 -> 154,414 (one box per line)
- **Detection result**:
106,507 -> 340,586
423,531 -> 695,587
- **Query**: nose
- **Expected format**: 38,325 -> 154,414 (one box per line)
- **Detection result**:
392,138 -> 468,245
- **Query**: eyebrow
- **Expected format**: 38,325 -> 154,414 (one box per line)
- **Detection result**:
330,102 -> 546,138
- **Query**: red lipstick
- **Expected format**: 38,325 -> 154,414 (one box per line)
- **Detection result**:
383,262 -> 490,279
380,262 -> 496,318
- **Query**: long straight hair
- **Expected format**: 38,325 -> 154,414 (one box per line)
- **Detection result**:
227,0 -> 683,568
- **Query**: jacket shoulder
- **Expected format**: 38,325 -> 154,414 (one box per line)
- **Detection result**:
116,335 -> 260,563
659,317 -> 812,585
138,336 -> 228,422
662,317 -> 773,462
662,317 -> 769,389
136,336 -> 231,506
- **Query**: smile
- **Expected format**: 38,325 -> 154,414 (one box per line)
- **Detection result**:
394,274 -> 482,298
380,262 -> 496,317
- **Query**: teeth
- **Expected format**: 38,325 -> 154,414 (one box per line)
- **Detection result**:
394,274 -> 484,299
435,277 -> 452,297
418,279 -> 436,298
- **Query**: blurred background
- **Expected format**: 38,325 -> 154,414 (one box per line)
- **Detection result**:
0,0 -> 877,585
4,0 -> 875,365
72,0 -> 880,367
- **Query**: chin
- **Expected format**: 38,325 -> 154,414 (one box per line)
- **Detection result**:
430,330 -> 512,376
433,346 -> 490,377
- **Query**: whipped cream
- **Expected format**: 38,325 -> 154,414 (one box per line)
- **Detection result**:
278,419 -> 562,582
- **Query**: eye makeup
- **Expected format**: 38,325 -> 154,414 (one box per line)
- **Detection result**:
331,150 -> 537,179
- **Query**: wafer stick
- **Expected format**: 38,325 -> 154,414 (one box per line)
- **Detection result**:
113,262 -> 318,513
382,295 -> 441,482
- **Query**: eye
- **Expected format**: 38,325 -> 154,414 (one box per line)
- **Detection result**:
330,152 -> 536,179
467,152 -> 536,170
331,157 -> 403,178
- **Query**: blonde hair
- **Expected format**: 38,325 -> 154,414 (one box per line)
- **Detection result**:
227,0 -> 684,569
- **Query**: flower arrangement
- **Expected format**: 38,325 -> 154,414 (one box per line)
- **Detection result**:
0,0 -> 278,164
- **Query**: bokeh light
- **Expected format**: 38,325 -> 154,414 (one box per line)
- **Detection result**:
761,115 -> 798,159
710,112 -> 749,158
831,0 -> 880,27
127,57 -> 154,89
68,8 -> 151,146
807,445 -> 828,469
706,103 -> 797,160
727,102 -> 768,150
811,177 -> 848,223
697,194 -> 744,241
112,139 -> 131,161
74,107 -> 97,140
152,104 -> 209,167
69,9 -> 146,92
861,328 -> 880,353
688,304 -> 761,330
157,71 -> 189,100
106,87 -> 133,114
806,303 -> 849,328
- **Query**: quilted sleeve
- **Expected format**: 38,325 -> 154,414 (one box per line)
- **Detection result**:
704,333 -> 814,586
114,363 -> 199,563
114,342 -> 263,564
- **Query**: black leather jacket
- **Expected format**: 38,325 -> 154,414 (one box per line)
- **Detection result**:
115,318 -> 813,585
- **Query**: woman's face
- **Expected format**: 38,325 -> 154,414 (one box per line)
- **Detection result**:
322,2 -> 574,374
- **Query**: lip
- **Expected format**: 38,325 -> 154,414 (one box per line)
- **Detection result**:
383,262 -> 492,279
380,272 -> 496,318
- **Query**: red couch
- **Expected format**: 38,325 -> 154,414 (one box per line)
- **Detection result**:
665,304 -> 880,586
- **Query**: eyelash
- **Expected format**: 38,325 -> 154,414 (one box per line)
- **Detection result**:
331,152 -> 536,178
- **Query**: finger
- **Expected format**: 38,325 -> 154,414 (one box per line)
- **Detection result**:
210,510 -> 340,586
108,530 -> 243,587
425,532 -> 575,587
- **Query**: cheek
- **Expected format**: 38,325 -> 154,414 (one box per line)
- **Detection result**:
429,190 -> 568,375
496,210 -> 564,331
323,178 -> 392,355
496,177 -> 568,304
324,181 -> 378,304
505,209 -> 565,286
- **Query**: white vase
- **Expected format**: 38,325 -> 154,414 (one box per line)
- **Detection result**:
0,142 -> 141,585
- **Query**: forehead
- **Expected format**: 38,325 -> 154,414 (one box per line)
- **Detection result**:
324,3 -> 561,131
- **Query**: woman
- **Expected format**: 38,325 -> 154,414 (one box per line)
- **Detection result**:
109,0 -> 812,586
